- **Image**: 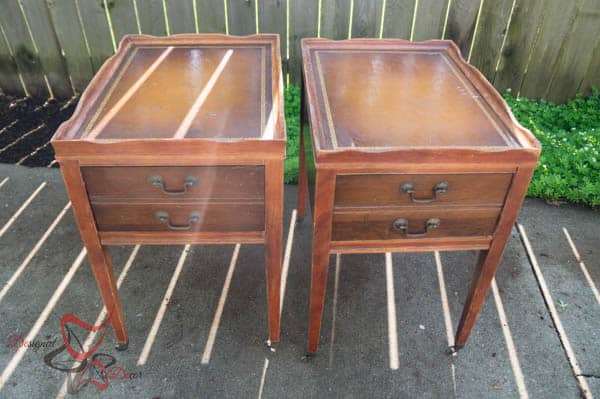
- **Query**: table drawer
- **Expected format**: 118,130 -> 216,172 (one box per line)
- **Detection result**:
335,173 -> 513,207
91,201 -> 265,232
82,166 -> 264,200
332,207 -> 500,242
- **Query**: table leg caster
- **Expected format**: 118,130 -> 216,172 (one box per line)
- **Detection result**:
265,339 -> 277,352
301,352 -> 316,362
446,345 -> 462,356
115,340 -> 129,351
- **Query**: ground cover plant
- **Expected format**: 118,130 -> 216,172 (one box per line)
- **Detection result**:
282,85 -> 600,207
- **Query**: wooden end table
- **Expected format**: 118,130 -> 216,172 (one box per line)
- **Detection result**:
298,39 -> 540,354
51,34 -> 285,350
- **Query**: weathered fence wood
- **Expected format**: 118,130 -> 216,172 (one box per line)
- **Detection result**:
468,0 -> 514,81
381,0 -> 415,39
20,0 -> 73,98
137,0 -> 168,36
493,0 -> 545,95
107,0 -> 141,46
544,0 -> 600,102
289,0 -> 318,83
259,0 -> 286,73
197,0 -> 227,33
0,2 -> 49,97
227,0 -> 256,35
46,0 -> 94,93
444,0 -> 481,58
77,0 -> 116,71
352,0 -> 384,38
519,0 -> 581,99
0,0 -> 598,101
320,0 -> 351,40
165,0 -> 197,34
412,0 -> 449,41
0,26 -> 25,96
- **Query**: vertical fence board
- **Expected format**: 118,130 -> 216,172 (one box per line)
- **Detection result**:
108,0 -> 141,45
519,0 -> 581,98
0,27 -> 25,96
0,2 -> 49,97
545,0 -> 600,102
321,0 -> 351,39
20,0 -> 73,98
468,0 -> 514,81
196,0 -> 227,33
444,0 -> 481,58
228,0 -> 256,35
137,0 -> 168,35
381,0 -> 415,39
412,0 -> 449,41
352,0 -> 383,38
579,36 -> 600,96
77,0 -> 115,71
289,0 -> 318,83
46,0 -> 94,93
259,0 -> 286,73
492,0 -> 544,94
165,0 -> 197,34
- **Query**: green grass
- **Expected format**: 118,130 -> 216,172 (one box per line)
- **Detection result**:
283,85 -> 600,207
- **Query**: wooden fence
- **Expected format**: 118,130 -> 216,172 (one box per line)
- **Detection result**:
0,0 -> 599,103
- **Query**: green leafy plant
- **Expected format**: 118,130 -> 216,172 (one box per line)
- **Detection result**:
283,85 -> 600,207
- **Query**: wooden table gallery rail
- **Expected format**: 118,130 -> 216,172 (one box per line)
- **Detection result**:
51,34 -> 286,350
298,39 -> 541,354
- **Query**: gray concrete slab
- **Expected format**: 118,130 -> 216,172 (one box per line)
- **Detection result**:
0,164 -> 595,398
519,199 -> 600,377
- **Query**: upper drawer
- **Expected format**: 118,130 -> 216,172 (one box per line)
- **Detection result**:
82,166 -> 264,200
335,173 -> 513,207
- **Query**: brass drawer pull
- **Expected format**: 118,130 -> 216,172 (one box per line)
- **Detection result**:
400,181 -> 449,203
147,175 -> 199,195
392,218 -> 440,238
154,211 -> 202,231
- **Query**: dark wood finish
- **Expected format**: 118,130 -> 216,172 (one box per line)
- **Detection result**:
335,173 -> 513,207
51,34 -> 286,347
82,165 -> 265,200
300,38 -> 541,354
332,206 -> 500,241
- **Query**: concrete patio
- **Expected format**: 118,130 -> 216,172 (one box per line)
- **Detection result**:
0,162 -> 598,398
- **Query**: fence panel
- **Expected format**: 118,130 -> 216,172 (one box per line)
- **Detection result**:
289,0 -> 318,83
227,0 -> 256,35
165,0 -> 197,34
545,0 -> 600,102
20,0 -> 73,98
443,0 -> 481,58
46,0 -> 94,94
468,0 -> 514,82
0,2 -> 49,97
320,0 -> 351,40
259,0 -> 287,73
352,0 -> 384,39
412,0 -> 449,41
137,0 -> 168,36
380,0 -> 415,39
197,0 -> 227,33
77,1 -> 116,71
0,26 -> 25,96
580,37 -> 600,97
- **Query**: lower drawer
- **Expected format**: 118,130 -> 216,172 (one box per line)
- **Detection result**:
91,202 -> 264,232
332,207 -> 500,241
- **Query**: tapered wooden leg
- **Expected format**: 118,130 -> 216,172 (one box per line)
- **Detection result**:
265,159 -> 283,342
454,166 -> 536,349
307,170 -> 336,354
297,120 -> 308,220
59,160 -> 128,347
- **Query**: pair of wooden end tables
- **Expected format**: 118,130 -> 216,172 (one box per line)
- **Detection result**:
51,34 -> 540,356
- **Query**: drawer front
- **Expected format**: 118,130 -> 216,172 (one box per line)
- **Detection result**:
82,166 -> 264,200
332,207 -> 500,242
335,173 -> 513,207
91,202 -> 265,232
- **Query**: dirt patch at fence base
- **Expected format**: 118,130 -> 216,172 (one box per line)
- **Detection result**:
0,94 -> 78,167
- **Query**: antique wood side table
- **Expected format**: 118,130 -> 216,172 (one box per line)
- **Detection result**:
51,34 -> 285,349
298,39 -> 540,354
